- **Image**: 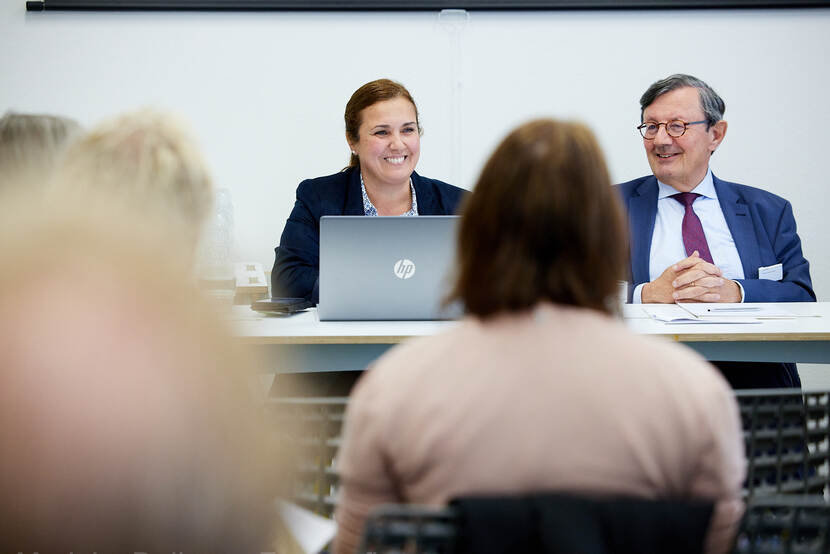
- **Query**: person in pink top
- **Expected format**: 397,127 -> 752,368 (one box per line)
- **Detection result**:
333,118 -> 746,554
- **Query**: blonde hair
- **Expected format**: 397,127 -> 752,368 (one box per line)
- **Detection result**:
0,111 -> 80,191
56,109 -> 214,251
0,199 -> 283,551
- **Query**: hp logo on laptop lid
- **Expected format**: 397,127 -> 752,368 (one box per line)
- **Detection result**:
393,259 -> 416,279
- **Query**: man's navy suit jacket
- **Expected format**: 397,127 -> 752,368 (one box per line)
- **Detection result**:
617,174 -> 815,304
272,167 -> 467,304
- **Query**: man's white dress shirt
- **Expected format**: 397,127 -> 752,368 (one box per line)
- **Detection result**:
633,169 -> 745,303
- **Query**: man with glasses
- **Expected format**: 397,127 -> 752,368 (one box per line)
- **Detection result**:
618,74 -> 814,388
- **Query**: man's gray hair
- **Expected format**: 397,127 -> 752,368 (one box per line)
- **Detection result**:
640,74 -> 726,127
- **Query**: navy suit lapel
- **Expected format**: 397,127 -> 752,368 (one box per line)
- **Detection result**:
343,168 -> 365,215
714,175 -> 760,279
628,177 -> 658,285
411,172 -> 439,215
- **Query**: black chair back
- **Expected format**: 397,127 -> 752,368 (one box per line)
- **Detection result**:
736,389 -> 830,497
360,504 -> 458,554
733,496 -> 830,553
358,494 -> 714,554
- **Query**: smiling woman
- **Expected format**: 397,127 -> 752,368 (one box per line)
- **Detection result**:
271,78 -> 467,306
347,96 -> 421,215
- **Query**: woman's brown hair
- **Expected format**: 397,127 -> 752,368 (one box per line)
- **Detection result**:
344,79 -> 420,168
448,118 -> 628,318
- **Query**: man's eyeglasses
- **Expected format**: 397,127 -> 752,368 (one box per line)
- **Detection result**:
637,119 -> 707,139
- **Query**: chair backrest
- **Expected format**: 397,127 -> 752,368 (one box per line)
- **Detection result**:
358,494 -> 713,554
267,396 -> 348,517
732,496 -> 830,554
360,504 -> 458,554
736,389 -> 830,497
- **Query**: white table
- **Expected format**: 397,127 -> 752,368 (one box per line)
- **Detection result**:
232,307 -> 456,373
231,302 -> 830,373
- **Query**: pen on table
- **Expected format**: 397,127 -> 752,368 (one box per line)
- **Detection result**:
707,306 -> 761,312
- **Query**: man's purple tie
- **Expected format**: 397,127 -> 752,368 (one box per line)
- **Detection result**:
671,192 -> 714,264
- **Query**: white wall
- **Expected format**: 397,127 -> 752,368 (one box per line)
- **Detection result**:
2,4 -> 828,299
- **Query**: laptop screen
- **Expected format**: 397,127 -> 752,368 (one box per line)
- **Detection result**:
318,215 -> 462,321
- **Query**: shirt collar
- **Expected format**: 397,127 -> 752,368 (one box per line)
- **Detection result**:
360,173 -> 418,216
657,168 -> 716,200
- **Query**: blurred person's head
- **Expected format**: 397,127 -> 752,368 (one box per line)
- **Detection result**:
0,111 -> 80,191
55,108 -> 214,252
449,118 -> 628,318
0,199 -> 280,552
344,79 -> 421,184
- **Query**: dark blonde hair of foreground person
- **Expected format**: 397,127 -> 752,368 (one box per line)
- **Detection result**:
0,200 -> 282,552
55,108 -> 214,252
333,119 -> 745,554
0,110 -> 80,190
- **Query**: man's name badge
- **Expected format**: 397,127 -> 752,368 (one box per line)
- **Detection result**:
758,263 -> 783,281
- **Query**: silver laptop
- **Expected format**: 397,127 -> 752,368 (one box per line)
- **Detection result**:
318,215 -> 462,321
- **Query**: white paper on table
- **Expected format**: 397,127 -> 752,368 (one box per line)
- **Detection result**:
641,305 -> 700,322
276,500 -> 337,554
641,305 -> 760,324
677,303 -> 797,319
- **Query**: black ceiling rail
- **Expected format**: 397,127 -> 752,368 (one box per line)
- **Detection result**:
24,0 -> 830,11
